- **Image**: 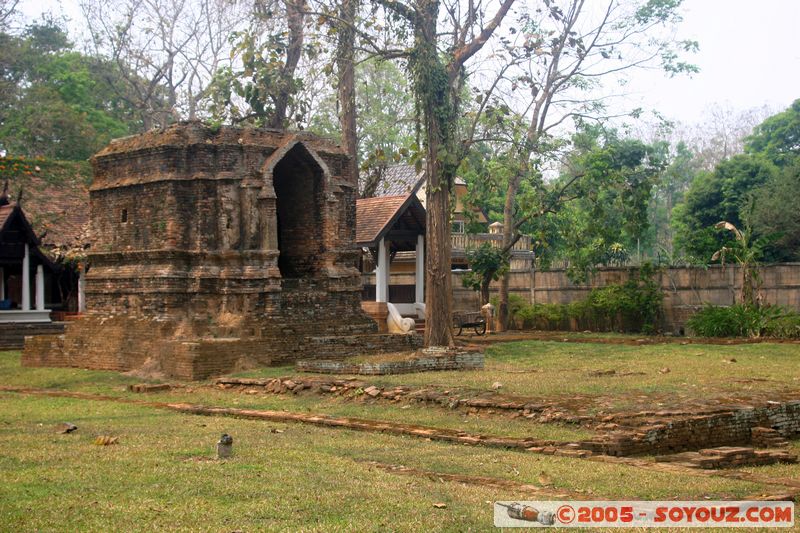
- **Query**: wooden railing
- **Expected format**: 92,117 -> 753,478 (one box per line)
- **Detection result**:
451,233 -> 532,252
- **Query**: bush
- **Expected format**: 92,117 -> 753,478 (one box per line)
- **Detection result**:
515,303 -> 568,330
506,265 -> 663,334
764,313 -> 800,338
687,304 -> 800,338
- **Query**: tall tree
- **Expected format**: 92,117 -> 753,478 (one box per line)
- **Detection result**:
673,99 -> 800,263
307,58 -> 416,196
335,0 -> 359,185
476,0 -> 697,329
208,0 -> 311,127
81,0 -> 244,128
373,0 -> 516,347
671,154 -> 777,261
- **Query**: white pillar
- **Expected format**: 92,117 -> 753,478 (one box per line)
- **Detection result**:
21,243 -> 30,311
376,237 -> 389,303
415,233 -> 424,305
77,264 -> 86,313
35,264 -> 45,311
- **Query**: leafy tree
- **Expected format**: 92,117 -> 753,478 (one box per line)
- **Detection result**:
462,243 -> 509,306
0,21 -> 133,159
535,129 -> 667,280
647,140 -> 697,255
744,98 -> 800,166
671,100 -> 800,263
751,159 -> 800,262
463,0 -> 697,330
672,154 -> 777,261
367,0 -> 516,347
308,58 -> 416,197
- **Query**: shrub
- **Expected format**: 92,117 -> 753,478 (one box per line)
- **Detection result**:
515,303 -> 568,330
506,265 -> 663,333
764,313 -> 800,338
687,304 -> 800,338
686,305 -> 747,337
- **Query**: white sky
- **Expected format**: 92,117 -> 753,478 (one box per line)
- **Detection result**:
18,0 -> 800,125
622,0 -> 800,123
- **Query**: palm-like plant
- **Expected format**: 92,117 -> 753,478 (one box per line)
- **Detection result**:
711,219 -> 766,308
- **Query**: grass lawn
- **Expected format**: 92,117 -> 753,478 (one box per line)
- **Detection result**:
233,339 -> 800,414
1,338 -> 799,531
362,340 -> 800,407
0,393 -> 774,532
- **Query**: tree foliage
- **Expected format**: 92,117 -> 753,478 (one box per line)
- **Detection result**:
672,99 -> 800,263
462,242 -> 509,305
0,20 -> 133,159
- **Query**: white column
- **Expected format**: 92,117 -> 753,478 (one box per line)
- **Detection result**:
35,264 -> 45,310
376,237 -> 389,303
21,243 -> 30,311
415,233 -> 424,305
77,264 -> 86,313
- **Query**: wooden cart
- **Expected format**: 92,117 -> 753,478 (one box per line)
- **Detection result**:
452,311 -> 486,336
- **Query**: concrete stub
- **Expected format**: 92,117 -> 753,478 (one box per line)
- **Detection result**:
217,433 -> 233,459
481,303 -> 495,333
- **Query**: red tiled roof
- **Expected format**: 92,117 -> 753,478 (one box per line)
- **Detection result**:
356,195 -> 409,245
358,194 -> 425,246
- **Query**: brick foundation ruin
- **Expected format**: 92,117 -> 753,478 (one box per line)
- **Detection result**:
23,123 -> 418,379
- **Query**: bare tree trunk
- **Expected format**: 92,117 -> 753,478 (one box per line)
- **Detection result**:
337,0 -> 359,186
418,1 -> 454,348
376,0 -> 515,347
497,172 -> 522,331
268,0 -> 306,129
424,150 -> 455,347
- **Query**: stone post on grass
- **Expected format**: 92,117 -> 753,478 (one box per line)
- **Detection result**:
217,434 -> 233,459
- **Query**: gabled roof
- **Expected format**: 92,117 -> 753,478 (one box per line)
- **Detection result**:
0,202 -> 58,268
375,164 -> 424,197
0,204 -> 40,245
375,163 -> 467,197
356,194 -> 426,247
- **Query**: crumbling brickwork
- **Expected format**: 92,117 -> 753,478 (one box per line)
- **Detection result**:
581,401 -> 800,456
23,123 -> 415,379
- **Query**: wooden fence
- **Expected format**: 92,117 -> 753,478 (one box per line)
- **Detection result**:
366,263 -> 800,332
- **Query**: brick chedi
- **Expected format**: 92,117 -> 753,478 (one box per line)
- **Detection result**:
23,123 -> 419,379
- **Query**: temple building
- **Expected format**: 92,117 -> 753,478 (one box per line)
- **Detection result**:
24,123 -> 418,379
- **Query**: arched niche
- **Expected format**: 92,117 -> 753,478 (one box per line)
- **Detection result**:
269,142 -> 327,278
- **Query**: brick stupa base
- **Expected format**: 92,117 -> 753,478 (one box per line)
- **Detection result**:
23,123 -> 420,379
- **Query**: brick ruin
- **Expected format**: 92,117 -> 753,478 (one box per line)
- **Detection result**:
23,123 -> 419,379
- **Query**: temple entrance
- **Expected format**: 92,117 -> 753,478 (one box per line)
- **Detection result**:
272,143 -> 324,278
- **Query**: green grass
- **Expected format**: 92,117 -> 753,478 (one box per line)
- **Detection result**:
0,352 -> 592,442
0,393 -> 777,532
352,340 -> 800,406
2,340 -> 799,530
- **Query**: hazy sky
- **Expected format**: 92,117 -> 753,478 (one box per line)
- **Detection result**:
18,0 -> 800,125
623,0 -> 800,123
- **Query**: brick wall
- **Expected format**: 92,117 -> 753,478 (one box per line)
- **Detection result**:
581,401 -> 800,456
